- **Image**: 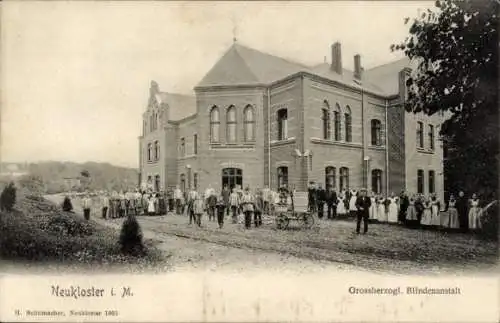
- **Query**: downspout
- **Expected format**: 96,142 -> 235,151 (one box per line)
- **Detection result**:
360,85 -> 365,188
385,99 -> 389,196
267,87 -> 271,188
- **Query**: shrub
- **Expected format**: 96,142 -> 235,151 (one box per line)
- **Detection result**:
1,182 -> 16,212
480,201 -> 499,241
46,214 -> 95,237
62,196 -> 73,212
119,215 -> 144,256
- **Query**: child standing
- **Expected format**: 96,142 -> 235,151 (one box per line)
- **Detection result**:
193,193 -> 205,227
215,195 -> 225,229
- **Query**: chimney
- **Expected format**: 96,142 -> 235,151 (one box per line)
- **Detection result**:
354,54 -> 362,80
330,42 -> 342,74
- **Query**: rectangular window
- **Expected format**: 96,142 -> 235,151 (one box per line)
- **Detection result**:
417,169 -> 424,194
417,121 -> 424,148
428,125 -> 435,150
193,134 -> 198,155
180,137 -> 185,157
428,170 -> 435,194
345,114 -> 352,142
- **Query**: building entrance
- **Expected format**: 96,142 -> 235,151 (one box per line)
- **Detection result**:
221,168 -> 243,190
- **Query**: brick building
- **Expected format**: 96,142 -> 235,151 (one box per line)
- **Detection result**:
138,42 -> 445,201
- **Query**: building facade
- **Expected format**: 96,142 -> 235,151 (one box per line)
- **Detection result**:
138,42 -> 445,201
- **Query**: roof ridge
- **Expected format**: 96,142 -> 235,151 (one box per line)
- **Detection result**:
234,42 -> 310,69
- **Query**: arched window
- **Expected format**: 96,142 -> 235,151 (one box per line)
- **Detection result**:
193,173 -> 198,190
209,106 -> 220,142
154,140 -> 159,160
180,137 -> 185,157
322,101 -> 331,140
325,166 -> 336,190
428,124 -> 435,150
277,166 -> 288,189
339,167 -> 349,191
143,120 -> 146,135
180,174 -> 186,192
149,114 -> 153,132
154,174 -> 160,192
371,119 -> 382,146
371,169 -> 382,194
344,106 -> 352,142
226,105 -> 237,143
243,105 -> 255,142
334,103 -> 341,141
417,169 -> 424,194
428,170 -> 435,194
147,143 -> 152,162
277,108 -> 288,140
417,121 -> 424,148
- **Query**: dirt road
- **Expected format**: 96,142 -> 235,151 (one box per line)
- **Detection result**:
45,194 -> 498,275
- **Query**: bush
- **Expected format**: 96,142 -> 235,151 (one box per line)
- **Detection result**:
119,215 -> 144,256
62,196 -> 73,212
45,214 -> 95,237
1,182 -> 16,212
480,201 -> 499,241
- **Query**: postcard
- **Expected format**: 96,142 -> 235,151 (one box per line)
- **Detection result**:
0,1 -> 498,322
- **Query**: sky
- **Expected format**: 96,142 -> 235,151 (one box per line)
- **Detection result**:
1,1 -> 433,169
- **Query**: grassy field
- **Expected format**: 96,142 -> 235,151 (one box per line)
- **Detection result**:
0,190 -> 169,272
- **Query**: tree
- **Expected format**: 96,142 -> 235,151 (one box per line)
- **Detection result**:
1,182 -> 17,212
391,0 -> 498,200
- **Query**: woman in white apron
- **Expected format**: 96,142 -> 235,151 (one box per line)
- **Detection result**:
447,195 -> 459,229
430,194 -> 441,226
147,194 -> 156,216
468,194 -> 481,230
337,195 -> 346,216
349,190 -> 357,216
388,193 -> 399,223
377,196 -> 387,222
407,196 -> 418,223
369,192 -> 376,220
421,198 -> 432,226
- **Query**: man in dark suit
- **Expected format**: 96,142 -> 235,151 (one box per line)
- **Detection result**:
398,190 -> 409,224
316,184 -> 326,219
355,188 -> 372,234
308,181 -> 317,213
456,191 -> 468,232
325,186 -> 338,219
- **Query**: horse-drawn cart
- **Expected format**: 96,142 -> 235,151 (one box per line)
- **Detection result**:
274,191 -> 315,230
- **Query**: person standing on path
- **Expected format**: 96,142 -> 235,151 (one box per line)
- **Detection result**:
241,187 -> 254,229
215,194 -> 226,229
398,190 -> 409,224
193,192 -> 205,227
326,186 -> 337,220
82,194 -> 92,220
456,191 -> 469,232
222,184 -> 231,216
207,191 -> 217,222
355,188 -> 371,234
316,184 -> 326,219
101,193 -> 109,219
253,189 -> 264,227
229,188 -> 240,224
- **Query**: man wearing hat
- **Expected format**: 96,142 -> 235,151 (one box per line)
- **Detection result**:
355,188 -> 372,234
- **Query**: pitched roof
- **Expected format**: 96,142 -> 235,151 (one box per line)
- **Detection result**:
363,57 -> 414,95
196,42 -> 415,97
197,43 -> 308,87
156,92 -> 197,121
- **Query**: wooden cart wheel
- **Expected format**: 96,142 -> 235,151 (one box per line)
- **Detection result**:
303,213 -> 315,229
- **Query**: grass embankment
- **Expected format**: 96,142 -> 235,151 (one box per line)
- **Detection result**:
0,191 -> 169,272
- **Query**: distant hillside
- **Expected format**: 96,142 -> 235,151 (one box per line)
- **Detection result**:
0,161 -> 138,193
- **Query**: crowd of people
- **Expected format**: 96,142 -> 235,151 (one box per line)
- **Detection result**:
64,181 -> 486,234
306,181 -> 486,233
